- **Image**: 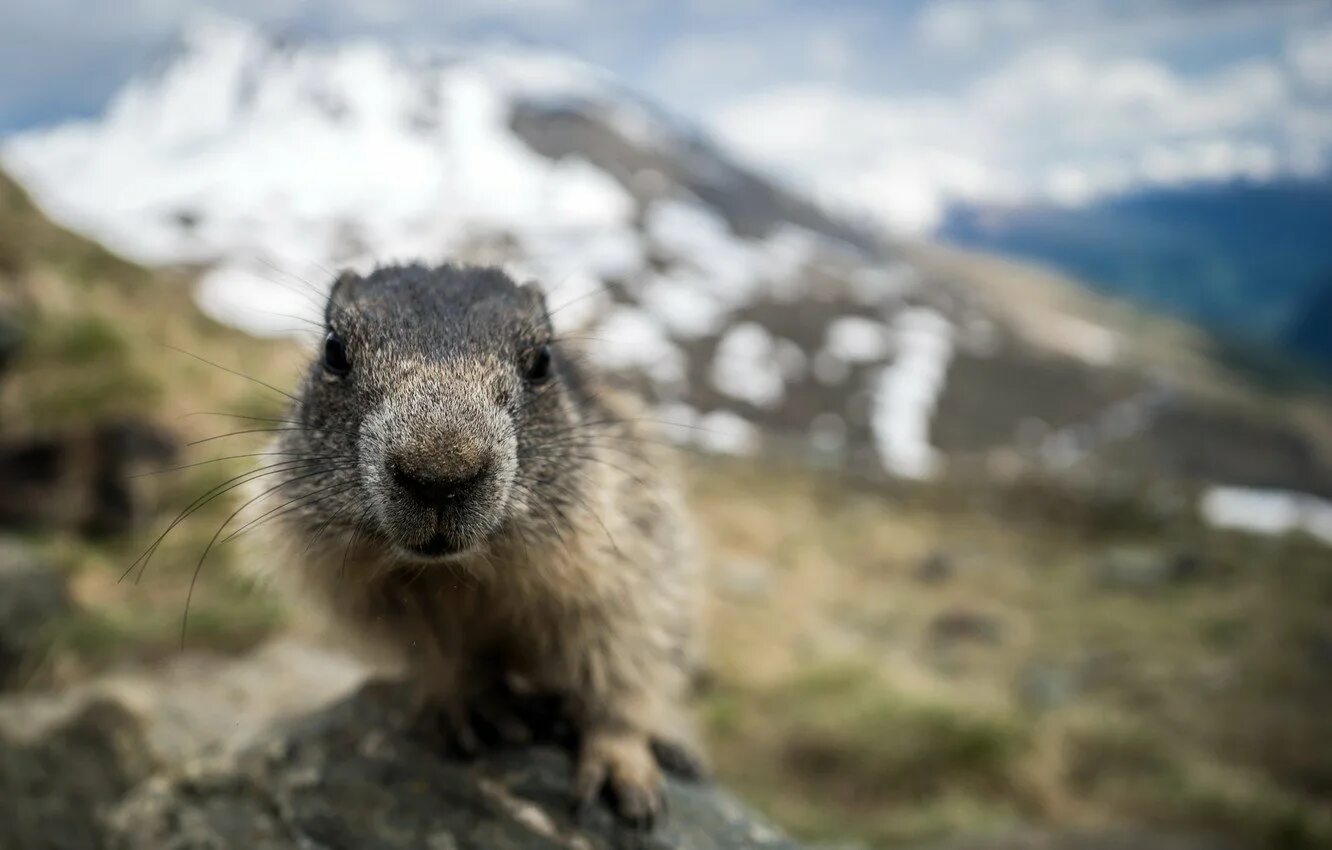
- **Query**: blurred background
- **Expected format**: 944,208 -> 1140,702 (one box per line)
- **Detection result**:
1,2 -> 1331,848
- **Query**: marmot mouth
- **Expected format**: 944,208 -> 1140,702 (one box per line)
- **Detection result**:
403,531 -> 471,560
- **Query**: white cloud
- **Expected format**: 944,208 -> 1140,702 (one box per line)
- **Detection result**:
807,29 -> 855,76
916,0 -> 1042,50
648,34 -> 774,103
1288,23 -> 1332,90
710,46 -> 1317,234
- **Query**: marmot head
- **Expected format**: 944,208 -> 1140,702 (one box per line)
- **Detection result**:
277,263 -> 587,563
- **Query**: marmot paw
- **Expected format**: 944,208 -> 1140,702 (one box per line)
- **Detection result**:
573,730 -> 663,831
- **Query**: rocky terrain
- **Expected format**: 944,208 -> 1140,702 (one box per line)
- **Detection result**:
0,609 -> 796,850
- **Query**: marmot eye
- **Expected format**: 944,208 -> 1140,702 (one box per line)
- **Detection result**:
526,344 -> 553,382
323,331 -> 351,376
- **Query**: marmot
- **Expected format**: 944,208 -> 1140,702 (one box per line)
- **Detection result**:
250,263 -> 702,829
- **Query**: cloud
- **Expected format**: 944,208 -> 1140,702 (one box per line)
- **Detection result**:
710,47 -> 1316,234
1288,23 -> 1332,90
916,0 -> 1042,50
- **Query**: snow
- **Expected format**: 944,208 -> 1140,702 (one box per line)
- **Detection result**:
588,307 -> 684,386
1,15 -> 639,337
655,402 -> 701,445
1200,486 -> 1332,544
824,316 -> 891,363
643,200 -> 821,309
710,322 -> 786,409
194,264 -> 326,338
642,402 -> 767,455
870,308 -> 954,479
639,272 -> 731,338
696,410 -> 760,456
645,200 -> 764,308
648,402 -> 759,456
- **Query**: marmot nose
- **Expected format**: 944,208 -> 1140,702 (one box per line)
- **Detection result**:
388,458 -> 486,509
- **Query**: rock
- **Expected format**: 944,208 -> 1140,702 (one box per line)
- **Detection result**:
0,638 -> 803,850
0,637 -> 369,762
1015,662 -> 1078,712
109,679 -> 803,850
1094,546 -> 1204,592
0,697 -> 156,850
929,608 -> 1004,646
0,419 -> 177,536
0,537 -> 70,688
916,829 -> 1240,850
915,551 -> 956,584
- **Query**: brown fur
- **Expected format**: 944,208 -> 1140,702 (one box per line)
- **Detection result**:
246,263 -> 701,827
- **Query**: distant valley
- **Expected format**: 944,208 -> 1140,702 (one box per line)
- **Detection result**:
940,179 -> 1332,376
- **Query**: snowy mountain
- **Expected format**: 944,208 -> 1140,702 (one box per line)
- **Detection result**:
5,15 -> 1332,535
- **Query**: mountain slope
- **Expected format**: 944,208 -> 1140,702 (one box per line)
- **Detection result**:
4,15 -> 1332,516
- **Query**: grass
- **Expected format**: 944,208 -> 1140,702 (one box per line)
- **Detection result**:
687,458 -> 1332,848
1,168 -> 303,676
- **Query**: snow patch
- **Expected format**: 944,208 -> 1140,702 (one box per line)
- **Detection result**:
655,402 -> 701,445
640,272 -> 731,338
824,316 -> 892,363
870,308 -> 954,479
643,200 -> 821,308
1200,487 -> 1332,545
195,264 -> 325,337
696,410 -> 760,456
589,307 -> 684,386
645,200 -> 763,307
710,322 -> 786,408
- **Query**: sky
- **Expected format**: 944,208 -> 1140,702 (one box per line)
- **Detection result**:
3,0 -> 1331,234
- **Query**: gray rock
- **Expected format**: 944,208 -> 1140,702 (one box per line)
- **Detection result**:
915,552 -> 955,584
1094,546 -> 1203,592
0,537 -> 70,688
108,680 -> 803,850
0,697 -> 157,850
929,608 -> 1003,646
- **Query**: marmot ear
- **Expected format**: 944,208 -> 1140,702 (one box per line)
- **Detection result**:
326,270 -> 360,325
519,281 -> 551,326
